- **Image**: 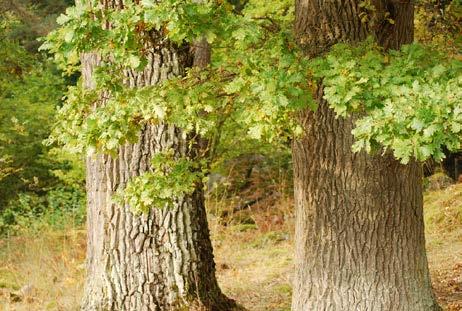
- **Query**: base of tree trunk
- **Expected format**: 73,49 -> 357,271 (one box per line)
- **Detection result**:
81,135 -> 244,311
291,100 -> 441,311
81,293 -> 241,311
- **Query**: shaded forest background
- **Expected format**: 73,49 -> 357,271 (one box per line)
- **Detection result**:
0,0 -> 84,234
0,0 -> 461,310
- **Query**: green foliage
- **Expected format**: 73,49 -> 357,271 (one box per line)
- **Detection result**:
48,148 -> 85,186
0,2 -> 85,229
42,0 -> 462,210
42,0 -> 311,210
0,22 -> 67,208
115,150 -> 206,213
311,40 -> 462,163
0,186 -> 86,235
43,0 -> 310,157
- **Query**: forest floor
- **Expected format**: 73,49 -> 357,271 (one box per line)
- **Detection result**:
0,181 -> 461,310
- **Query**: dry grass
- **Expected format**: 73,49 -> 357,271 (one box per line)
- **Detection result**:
0,228 -> 85,311
0,184 -> 461,310
424,184 -> 462,310
211,200 -> 294,311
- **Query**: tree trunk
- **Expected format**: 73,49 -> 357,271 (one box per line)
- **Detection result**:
292,1 -> 441,310
80,3 -> 234,310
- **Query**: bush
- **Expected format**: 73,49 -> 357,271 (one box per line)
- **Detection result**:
0,186 -> 85,235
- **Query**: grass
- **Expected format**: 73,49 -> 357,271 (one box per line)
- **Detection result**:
0,228 -> 85,310
213,227 -> 293,311
0,185 -> 461,310
424,184 -> 462,310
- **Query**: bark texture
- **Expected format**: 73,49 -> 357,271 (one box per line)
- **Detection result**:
80,2 -> 234,310
292,1 -> 441,310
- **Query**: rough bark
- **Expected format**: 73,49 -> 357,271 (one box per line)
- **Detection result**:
191,37 -> 211,69
292,1 -> 441,310
80,2 -> 234,310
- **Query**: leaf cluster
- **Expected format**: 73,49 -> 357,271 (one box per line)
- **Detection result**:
311,40 -> 462,163
114,150 -> 206,213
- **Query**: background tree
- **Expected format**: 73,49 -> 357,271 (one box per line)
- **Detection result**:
0,0 -> 85,234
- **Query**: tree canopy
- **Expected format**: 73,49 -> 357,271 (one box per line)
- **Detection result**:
42,0 -> 461,211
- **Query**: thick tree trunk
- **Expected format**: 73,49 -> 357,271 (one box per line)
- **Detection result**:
83,127 -> 232,310
80,3 -> 234,310
292,1 -> 441,310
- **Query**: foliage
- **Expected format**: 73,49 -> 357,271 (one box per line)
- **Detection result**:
0,2 -> 85,229
42,0 -> 310,210
43,0 -> 309,153
48,147 -> 86,186
0,0 -> 75,52
42,0 -> 462,210
115,150 -> 207,213
415,0 -> 462,55
0,186 -> 86,235
311,40 -> 462,163
0,21 -> 65,208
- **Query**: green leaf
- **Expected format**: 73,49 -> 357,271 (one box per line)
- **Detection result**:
248,125 -> 263,140
141,0 -> 156,8
64,29 -> 74,43
128,55 -> 141,69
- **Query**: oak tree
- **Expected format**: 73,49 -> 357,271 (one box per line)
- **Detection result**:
46,1 -> 235,309
292,1 -> 444,310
